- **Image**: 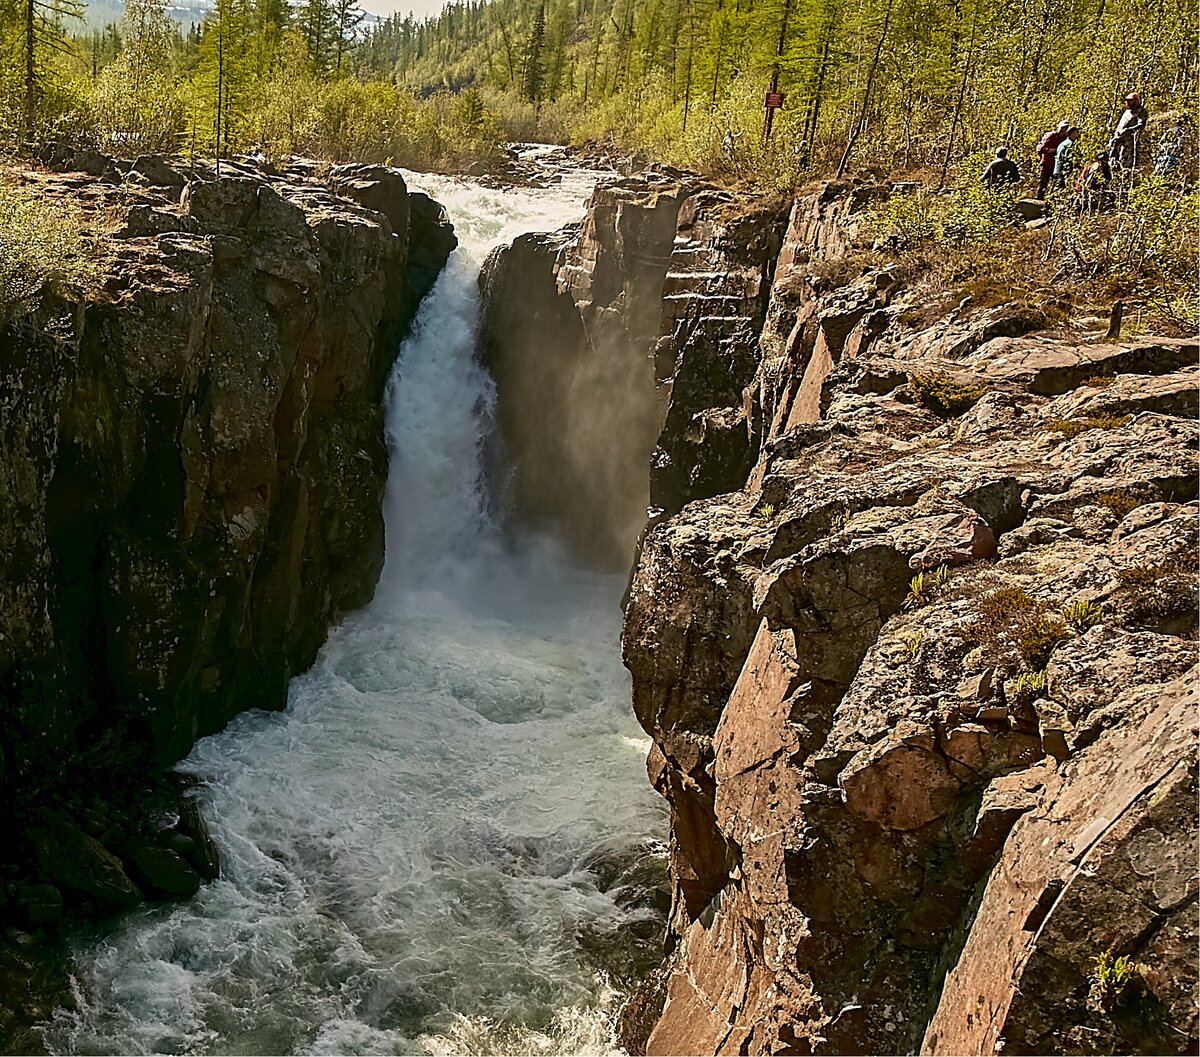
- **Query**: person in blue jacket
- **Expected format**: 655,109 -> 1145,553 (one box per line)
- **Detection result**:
1053,127 -> 1083,190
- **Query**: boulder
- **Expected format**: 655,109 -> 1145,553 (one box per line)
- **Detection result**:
326,163 -> 410,236
15,884 -> 63,927
123,841 -> 203,899
28,823 -> 141,911
1016,198 -> 1048,220
178,798 -> 220,882
128,155 -> 186,192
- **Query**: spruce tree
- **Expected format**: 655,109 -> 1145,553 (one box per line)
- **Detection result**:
522,1 -> 545,101
332,0 -> 363,73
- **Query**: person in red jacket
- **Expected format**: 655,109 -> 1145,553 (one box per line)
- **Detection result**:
1036,120 -> 1071,199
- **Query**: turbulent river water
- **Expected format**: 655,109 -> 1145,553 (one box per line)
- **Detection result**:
39,155 -> 666,1057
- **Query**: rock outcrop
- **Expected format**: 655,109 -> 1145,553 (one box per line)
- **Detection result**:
478,172 -> 691,567
479,170 -> 791,567
484,173 -> 1199,1055
0,150 -> 454,1004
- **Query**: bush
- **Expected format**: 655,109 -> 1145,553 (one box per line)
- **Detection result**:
1090,949 -> 1142,1011
1052,178 -> 1200,330
0,182 -> 105,324
909,372 -> 987,417
1010,670 -> 1047,704
1092,489 -> 1141,518
967,586 -> 1068,672
90,55 -> 187,154
1062,598 -> 1105,633
1115,546 -> 1198,632
871,180 -> 1018,250
1046,414 -> 1131,438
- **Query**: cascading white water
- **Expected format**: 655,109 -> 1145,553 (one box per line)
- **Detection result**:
39,158 -> 666,1057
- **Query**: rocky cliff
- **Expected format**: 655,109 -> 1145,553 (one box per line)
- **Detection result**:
482,175 -> 1198,1055
0,151 -> 454,1004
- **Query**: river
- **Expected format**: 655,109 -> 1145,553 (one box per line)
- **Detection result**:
38,154 -> 666,1057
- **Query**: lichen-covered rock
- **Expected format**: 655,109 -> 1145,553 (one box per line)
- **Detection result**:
0,156 -> 454,910
609,181 -> 1198,1055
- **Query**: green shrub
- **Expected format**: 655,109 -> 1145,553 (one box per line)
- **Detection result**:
1062,598 -> 1105,633
1047,413 -> 1132,438
0,183 -> 104,324
1116,546 -> 1199,631
1018,613 -> 1070,669
1011,670 -> 1047,704
1090,948 -> 1142,1010
967,586 -> 1068,672
901,630 -> 925,657
910,372 -> 987,418
1092,489 -> 1141,518
905,571 -> 932,609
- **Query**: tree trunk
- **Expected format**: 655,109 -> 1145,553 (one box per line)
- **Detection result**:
804,20 -> 832,161
215,14 -> 224,175
836,0 -> 893,178
24,0 -> 35,136
762,0 -> 791,143
938,0 -> 981,188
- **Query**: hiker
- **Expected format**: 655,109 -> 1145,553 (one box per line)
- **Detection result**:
1076,151 -> 1113,211
1108,92 -> 1148,169
981,146 -> 1020,189
1053,127 -> 1083,190
1153,116 -> 1185,175
1036,120 -> 1071,199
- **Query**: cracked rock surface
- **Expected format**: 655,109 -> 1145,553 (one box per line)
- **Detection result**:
499,174 -> 1198,1056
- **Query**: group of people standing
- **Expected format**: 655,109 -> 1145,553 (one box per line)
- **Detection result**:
979,91 -> 1187,209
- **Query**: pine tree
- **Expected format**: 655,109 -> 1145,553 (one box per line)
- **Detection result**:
197,0 -> 252,162
297,0 -> 336,73
522,1 -> 545,101
332,0 -> 363,73
19,0 -> 84,135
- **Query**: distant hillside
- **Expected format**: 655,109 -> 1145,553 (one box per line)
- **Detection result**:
82,0 -> 381,31
83,0 -> 213,28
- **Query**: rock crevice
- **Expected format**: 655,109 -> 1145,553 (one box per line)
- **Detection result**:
0,155 -> 455,977
482,171 -> 1197,1056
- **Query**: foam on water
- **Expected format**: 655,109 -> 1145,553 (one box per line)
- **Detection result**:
39,157 -> 665,1056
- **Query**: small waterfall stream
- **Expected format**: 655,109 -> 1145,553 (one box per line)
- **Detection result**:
39,157 -> 666,1057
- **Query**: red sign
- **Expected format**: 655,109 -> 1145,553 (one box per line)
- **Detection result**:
765,92 -> 785,109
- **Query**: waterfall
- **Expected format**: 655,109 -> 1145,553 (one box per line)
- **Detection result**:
38,157 -> 665,1057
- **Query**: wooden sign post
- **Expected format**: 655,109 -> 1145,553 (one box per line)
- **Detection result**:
763,88 -> 785,143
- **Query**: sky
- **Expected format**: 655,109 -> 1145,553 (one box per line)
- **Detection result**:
358,0 -> 443,18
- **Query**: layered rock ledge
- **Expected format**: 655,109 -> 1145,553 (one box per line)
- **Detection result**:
0,150 -> 455,1036
482,173 -> 1198,1055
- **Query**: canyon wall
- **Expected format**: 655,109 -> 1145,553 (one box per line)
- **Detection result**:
477,172 -> 684,567
0,153 -> 454,952
483,174 -> 1199,1055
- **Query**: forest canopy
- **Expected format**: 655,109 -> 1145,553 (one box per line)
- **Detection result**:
0,0 -> 1195,183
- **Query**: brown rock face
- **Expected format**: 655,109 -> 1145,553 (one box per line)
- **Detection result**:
478,173 -> 789,568
478,176 -> 689,568
570,179 -> 1198,1055
0,158 -> 454,827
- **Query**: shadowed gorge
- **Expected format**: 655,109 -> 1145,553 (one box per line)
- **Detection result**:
474,170 -> 1199,1057
1,153 -> 672,1055
476,179 -> 682,569
0,141 -> 1195,1057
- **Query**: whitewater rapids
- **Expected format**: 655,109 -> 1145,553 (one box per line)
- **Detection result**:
39,158 -> 666,1056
